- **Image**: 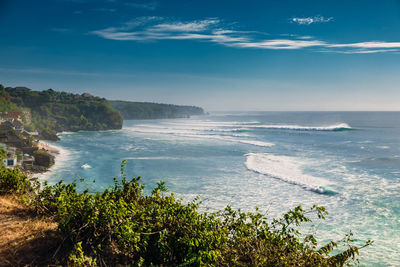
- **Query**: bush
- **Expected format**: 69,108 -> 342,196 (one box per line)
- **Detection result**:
1,161 -> 372,265
0,167 -> 33,195
68,242 -> 97,267
32,162 -> 371,266
0,148 -> 7,162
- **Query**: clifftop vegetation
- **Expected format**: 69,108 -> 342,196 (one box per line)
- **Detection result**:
1,85 -> 123,139
0,86 -> 21,113
1,84 -> 206,140
109,100 -> 204,120
0,162 -> 372,266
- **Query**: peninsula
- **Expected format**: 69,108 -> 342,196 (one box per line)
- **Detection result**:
0,84 -> 206,174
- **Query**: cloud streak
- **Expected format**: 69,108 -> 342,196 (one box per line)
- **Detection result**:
91,17 -> 400,54
291,16 -> 333,25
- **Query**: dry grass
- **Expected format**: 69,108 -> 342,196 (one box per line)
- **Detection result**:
0,195 -> 59,266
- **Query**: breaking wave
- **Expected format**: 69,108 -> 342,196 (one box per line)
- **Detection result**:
249,123 -> 352,131
245,153 -> 336,194
239,140 -> 274,147
81,164 -> 92,169
125,124 -> 274,147
35,143 -> 73,181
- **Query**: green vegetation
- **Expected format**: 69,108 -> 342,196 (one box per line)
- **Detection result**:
0,84 -> 22,112
34,149 -> 55,168
0,148 -> 7,165
2,84 -> 207,140
0,162 -> 372,266
16,151 -> 22,161
109,100 -> 204,120
3,86 -> 123,139
0,167 -> 34,195
0,147 -> 7,157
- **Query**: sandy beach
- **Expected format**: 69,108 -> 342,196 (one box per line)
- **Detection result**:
32,139 -> 73,182
23,141 -> 62,179
37,141 -> 60,156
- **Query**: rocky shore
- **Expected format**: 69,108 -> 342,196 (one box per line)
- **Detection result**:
0,114 -> 58,176
23,142 -> 59,179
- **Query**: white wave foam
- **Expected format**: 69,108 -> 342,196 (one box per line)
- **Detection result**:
245,153 -> 331,193
81,164 -> 92,169
125,123 -> 274,147
249,123 -> 351,131
34,143 -> 73,181
377,145 -> 389,149
206,128 -> 248,132
239,140 -> 274,147
126,125 -> 237,139
163,120 -> 259,127
186,120 -> 259,125
59,131 -> 75,135
126,127 -> 198,135
125,156 -> 180,160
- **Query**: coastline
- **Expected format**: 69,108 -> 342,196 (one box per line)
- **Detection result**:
38,141 -> 60,155
23,140 -> 58,180
28,140 -> 69,182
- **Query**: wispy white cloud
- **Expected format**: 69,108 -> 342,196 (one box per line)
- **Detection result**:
149,19 -> 219,32
124,1 -> 158,10
320,48 -> 400,54
327,41 -> 400,49
291,15 -> 333,25
90,17 -> 400,54
230,39 -> 328,50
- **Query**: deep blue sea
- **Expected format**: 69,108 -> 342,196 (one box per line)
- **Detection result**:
39,112 -> 400,266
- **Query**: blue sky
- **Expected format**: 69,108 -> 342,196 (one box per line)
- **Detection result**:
1,0 -> 400,111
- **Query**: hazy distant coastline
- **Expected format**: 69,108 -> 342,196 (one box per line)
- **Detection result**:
109,100 -> 205,120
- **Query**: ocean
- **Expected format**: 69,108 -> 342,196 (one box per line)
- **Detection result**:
39,111 -> 400,266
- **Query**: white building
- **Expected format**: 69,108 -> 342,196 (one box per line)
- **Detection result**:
2,156 -> 17,167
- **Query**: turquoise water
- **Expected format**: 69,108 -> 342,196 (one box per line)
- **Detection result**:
40,112 -> 400,265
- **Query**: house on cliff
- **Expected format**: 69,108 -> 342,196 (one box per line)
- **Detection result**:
0,133 -> 7,143
0,121 -> 14,132
12,119 -> 24,132
0,112 -> 22,121
0,119 -> 24,132
2,155 -> 17,168
22,154 -> 34,168
8,112 -> 21,120
1,146 -> 18,168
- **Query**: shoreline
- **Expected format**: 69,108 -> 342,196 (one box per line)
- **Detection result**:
38,140 -> 60,156
26,141 -> 63,180
32,139 -> 72,182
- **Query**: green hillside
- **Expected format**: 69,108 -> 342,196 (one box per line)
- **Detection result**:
109,100 -> 204,120
0,85 -> 22,113
3,85 -> 123,139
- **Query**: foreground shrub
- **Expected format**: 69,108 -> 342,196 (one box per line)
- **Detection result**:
0,167 -> 33,195
31,161 -> 372,266
0,161 -> 372,265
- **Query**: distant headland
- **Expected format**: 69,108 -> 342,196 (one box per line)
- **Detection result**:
109,100 -> 205,120
0,84 -> 205,174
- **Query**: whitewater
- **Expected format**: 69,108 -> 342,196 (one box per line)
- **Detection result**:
38,111 -> 400,266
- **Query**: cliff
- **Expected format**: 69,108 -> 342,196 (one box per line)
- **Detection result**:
33,150 -> 55,168
108,100 -> 205,120
3,86 -> 123,137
